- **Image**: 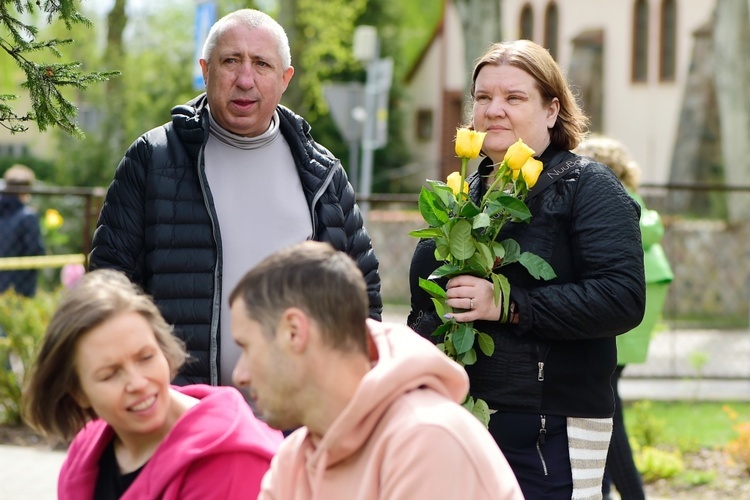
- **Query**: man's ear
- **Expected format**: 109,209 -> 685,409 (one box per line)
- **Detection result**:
279,307 -> 310,354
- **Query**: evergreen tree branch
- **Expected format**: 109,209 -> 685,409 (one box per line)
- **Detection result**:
0,0 -> 119,136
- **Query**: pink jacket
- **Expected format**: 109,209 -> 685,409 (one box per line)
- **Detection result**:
259,320 -> 523,500
58,384 -> 283,499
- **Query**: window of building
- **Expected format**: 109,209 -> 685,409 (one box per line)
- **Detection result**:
415,109 -> 433,141
660,0 -> 677,81
632,0 -> 649,82
520,4 -> 534,40
544,2 -> 559,60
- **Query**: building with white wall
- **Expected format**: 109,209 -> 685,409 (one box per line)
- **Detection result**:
402,0 -> 716,187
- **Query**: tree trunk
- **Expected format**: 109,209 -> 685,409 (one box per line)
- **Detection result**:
104,0 -> 128,155
454,0 -> 503,97
276,0 -> 306,114
713,0 -> 750,222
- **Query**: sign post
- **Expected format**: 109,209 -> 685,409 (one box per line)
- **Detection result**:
193,1 -> 217,92
352,26 -> 392,221
323,83 -> 365,190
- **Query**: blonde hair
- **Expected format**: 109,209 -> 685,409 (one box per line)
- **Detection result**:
574,135 -> 641,191
470,40 -> 589,150
23,269 -> 187,441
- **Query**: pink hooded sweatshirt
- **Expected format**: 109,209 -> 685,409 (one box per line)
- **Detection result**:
259,320 -> 523,500
58,384 -> 283,499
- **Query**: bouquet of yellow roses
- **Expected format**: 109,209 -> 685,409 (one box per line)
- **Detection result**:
410,128 -> 556,426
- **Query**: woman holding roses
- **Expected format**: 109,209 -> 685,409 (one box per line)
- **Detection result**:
408,40 -> 646,499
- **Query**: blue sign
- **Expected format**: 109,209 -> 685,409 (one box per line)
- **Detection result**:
193,1 -> 217,91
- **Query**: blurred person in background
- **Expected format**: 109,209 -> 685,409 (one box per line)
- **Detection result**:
89,8 -> 381,389
0,164 -> 45,298
575,135 -> 674,500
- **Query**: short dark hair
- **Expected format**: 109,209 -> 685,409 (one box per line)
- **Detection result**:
23,270 -> 187,441
230,241 -> 369,355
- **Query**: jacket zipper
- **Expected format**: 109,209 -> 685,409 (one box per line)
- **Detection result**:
308,161 -> 338,240
197,122 -> 221,386
536,414 -> 549,476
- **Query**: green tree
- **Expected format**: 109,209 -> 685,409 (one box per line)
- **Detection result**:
0,0 -> 118,135
53,0 -> 196,187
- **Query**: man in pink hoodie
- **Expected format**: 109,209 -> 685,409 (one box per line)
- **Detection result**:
230,241 -> 523,500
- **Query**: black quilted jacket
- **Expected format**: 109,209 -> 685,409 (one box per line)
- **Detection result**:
408,145 -> 645,418
90,94 -> 382,385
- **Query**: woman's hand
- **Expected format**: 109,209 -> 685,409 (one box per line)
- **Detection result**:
445,275 -> 502,322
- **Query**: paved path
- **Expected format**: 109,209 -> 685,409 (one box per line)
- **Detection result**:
0,444 -> 65,499
0,304 -> 745,498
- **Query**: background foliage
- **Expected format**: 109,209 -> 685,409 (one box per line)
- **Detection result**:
2,0 -> 443,190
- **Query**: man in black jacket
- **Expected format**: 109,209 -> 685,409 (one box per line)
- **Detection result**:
90,9 -> 382,388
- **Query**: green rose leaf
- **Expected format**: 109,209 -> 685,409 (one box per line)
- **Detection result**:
430,298 -> 446,321
477,331 -> 495,356
463,255 -> 489,276
449,220 -> 475,260
461,395 -> 475,413
432,184 -> 459,213
490,272 -> 511,317
472,212 -> 491,229
430,263 -> 462,279
418,187 -> 449,227
486,193 -> 532,221
434,241 -> 450,261
443,332 -> 457,356
474,241 -> 494,270
409,227 -> 444,239
519,252 -> 558,280
459,200 -> 481,218
492,241 -> 506,264
471,398 -> 491,427
500,238 -> 521,264
460,347 -> 477,366
419,278 -> 446,299
433,321 -> 453,337
452,323 -> 475,355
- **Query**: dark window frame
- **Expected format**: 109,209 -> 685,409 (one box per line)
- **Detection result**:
632,0 -> 649,83
544,2 -> 559,60
659,0 -> 677,81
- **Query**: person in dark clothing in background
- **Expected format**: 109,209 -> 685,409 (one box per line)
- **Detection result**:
89,9 -> 382,389
0,164 -> 45,298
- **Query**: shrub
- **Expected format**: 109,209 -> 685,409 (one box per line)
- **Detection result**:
0,288 -> 62,425
629,400 -> 667,447
724,405 -> 750,472
635,446 -> 685,482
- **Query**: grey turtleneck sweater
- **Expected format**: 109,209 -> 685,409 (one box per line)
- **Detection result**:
204,109 -> 312,388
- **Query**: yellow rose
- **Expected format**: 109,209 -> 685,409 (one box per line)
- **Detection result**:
455,128 -> 486,159
45,208 -> 64,229
503,139 -> 536,170
520,158 -> 544,188
446,171 -> 468,195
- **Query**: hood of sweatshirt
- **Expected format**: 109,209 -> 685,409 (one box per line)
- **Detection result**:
299,319 -> 469,478
59,384 -> 283,499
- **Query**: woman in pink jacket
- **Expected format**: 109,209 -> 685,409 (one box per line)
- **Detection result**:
23,269 -> 283,499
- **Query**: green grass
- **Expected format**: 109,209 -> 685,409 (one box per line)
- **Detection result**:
624,401 -> 750,451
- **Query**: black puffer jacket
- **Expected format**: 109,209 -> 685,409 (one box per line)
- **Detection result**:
409,145 -> 645,418
90,94 -> 382,385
